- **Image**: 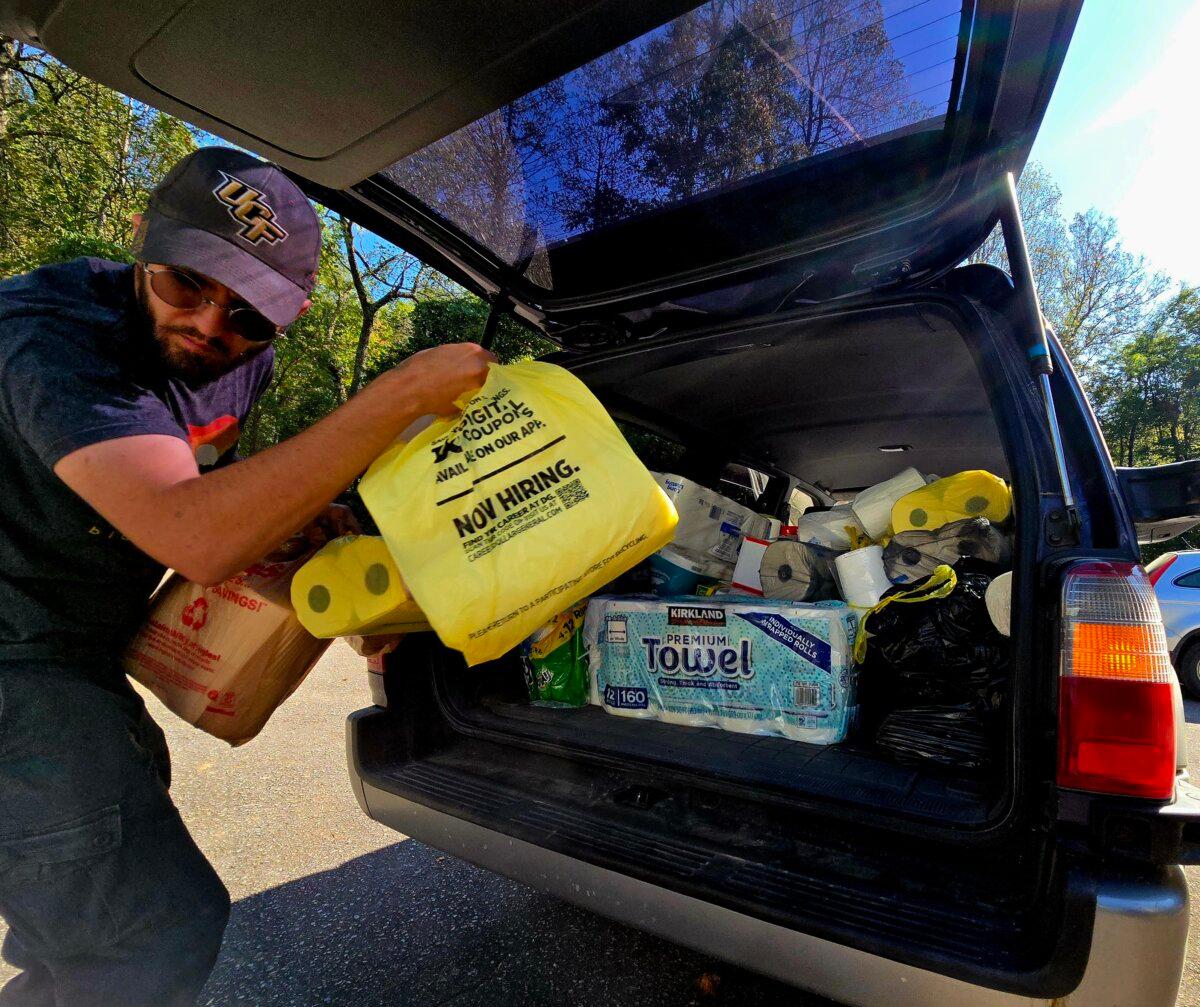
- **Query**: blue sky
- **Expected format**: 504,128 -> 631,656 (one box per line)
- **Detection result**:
1031,0 -> 1199,285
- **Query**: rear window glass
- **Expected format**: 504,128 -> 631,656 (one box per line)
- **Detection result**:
383,0 -> 965,287
1175,570 -> 1200,589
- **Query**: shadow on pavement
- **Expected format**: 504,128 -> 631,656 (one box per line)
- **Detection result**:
1185,700 -> 1200,726
199,839 -> 830,1007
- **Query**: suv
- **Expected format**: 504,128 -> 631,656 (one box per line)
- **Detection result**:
11,0 -> 1200,1002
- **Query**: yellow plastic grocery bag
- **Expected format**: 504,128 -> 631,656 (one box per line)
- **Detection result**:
360,361 -> 678,665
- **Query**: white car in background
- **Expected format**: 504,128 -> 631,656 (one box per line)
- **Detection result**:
1150,551 -> 1200,697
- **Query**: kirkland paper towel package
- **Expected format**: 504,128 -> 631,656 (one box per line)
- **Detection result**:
585,596 -> 857,745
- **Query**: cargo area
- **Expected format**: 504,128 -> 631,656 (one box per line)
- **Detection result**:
353,285 -> 1082,989
375,286 -> 1038,833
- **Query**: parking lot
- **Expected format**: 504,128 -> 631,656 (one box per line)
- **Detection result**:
3,643 -> 1199,1005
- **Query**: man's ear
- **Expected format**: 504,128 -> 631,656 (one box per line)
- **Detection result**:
132,212 -> 143,229
296,298 -> 313,319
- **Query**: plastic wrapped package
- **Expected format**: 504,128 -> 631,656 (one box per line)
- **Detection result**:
520,601 -> 589,707
850,468 -> 927,539
654,472 -> 773,578
890,470 -> 1011,534
857,565 -> 1009,772
790,505 -> 865,552
883,518 -> 1011,584
758,540 -> 839,601
585,596 -> 857,744
648,546 -> 723,597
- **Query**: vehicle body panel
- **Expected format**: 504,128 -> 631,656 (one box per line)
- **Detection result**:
1152,552 -> 1200,656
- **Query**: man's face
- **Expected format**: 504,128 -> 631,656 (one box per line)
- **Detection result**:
134,262 -> 270,383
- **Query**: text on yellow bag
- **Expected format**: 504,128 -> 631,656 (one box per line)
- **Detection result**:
360,361 -> 677,665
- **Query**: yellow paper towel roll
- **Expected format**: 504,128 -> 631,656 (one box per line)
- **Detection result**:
339,535 -> 410,625
891,471 -> 1011,534
292,536 -> 431,638
291,554 -> 358,637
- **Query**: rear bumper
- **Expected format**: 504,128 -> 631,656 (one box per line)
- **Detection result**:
352,771 -> 1187,1006
348,726 -> 1189,1006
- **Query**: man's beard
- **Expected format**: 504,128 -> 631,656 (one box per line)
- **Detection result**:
134,272 -> 265,385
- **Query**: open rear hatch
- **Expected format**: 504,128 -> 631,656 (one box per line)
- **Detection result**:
5,0 -> 1082,335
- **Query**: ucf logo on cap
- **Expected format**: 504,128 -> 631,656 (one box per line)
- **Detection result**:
212,171 -> 289,246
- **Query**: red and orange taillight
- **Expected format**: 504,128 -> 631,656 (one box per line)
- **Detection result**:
1057,562 -> 1177,800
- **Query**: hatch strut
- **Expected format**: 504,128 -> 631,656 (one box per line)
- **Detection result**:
998,172 -> 1077,520
480,294 -> 512,352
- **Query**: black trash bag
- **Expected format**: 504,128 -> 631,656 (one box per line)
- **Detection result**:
860,562 -> 1009,773
875,705 -> 997,771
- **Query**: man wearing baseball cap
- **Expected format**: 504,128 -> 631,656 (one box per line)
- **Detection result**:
0,147 -> 492,1005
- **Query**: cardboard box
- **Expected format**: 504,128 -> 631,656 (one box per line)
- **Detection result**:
124,556 -> 330,745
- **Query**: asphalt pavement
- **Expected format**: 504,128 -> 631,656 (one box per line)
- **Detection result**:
3,644 -> 1200,1005
0,643 -> 824,1006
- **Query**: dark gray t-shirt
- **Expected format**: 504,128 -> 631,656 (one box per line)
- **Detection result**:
0,257 -> 274,668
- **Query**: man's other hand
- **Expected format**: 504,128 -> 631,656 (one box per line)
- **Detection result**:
300,502 -> 361,548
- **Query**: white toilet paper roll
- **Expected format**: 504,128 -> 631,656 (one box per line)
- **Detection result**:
834,545 -> 891,608
759,540 -> 836,601
850,467 -> 927,539
985,571 -> 1012,636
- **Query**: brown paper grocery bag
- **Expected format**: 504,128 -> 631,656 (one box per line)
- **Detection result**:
123,555 -> 331,745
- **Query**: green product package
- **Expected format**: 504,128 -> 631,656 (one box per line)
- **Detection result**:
520,601 -> 589,707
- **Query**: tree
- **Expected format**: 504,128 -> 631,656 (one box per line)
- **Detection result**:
603,0 -> 919,207
339,217 -> 446,400
240,218 -> 432,453
1094,286 -> 1200,467
365,296 -> 555,386
970,163 -> 1168,385
1055,209 -> 1170,378
385,83 -> 567,265
0,37 -> 196,274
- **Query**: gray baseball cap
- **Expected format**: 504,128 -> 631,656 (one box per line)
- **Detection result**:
131,147 -> 321,327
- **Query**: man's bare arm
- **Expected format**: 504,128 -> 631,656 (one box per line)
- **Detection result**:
54,343 -> 492,585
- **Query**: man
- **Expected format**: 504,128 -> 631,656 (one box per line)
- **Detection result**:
0,146 -> 492,1005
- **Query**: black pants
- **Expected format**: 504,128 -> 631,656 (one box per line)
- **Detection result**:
0,662 -> 230,1006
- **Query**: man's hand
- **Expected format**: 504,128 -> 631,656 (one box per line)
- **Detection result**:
300,503 -> 361,548
387,343 -> 496,416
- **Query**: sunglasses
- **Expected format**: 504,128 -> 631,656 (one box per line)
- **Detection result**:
141,265 -> 283,344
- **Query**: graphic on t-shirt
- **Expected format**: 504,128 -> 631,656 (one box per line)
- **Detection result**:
188,415 -> 239,467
